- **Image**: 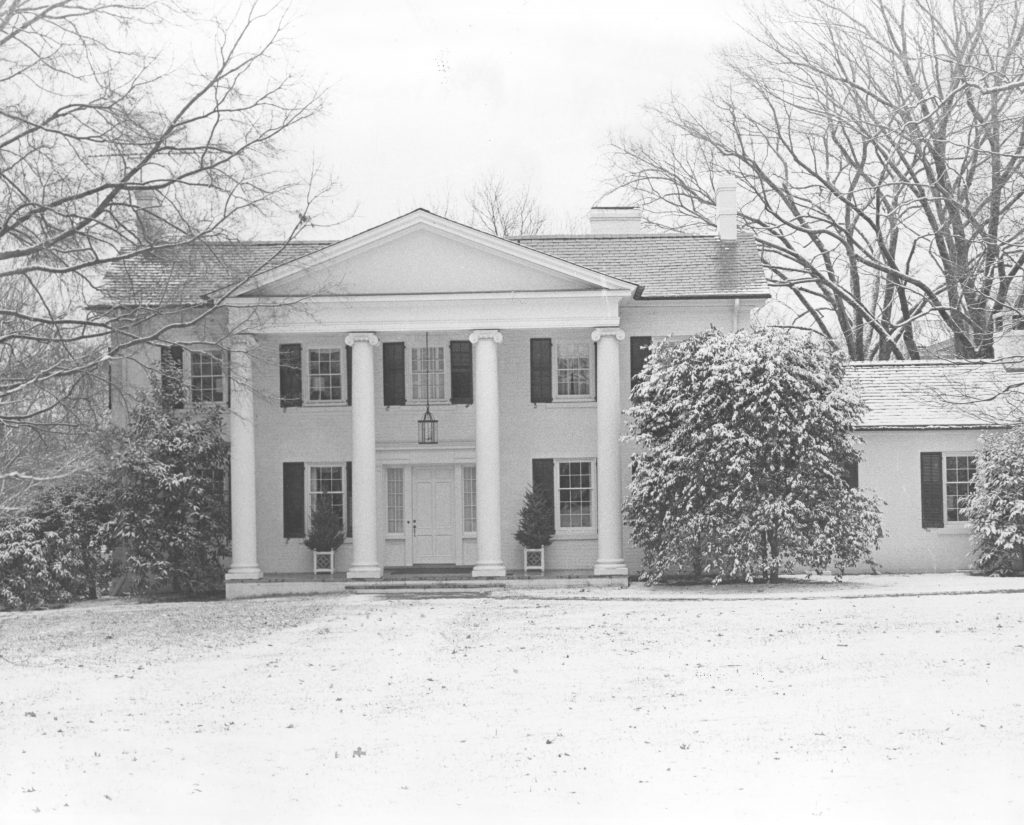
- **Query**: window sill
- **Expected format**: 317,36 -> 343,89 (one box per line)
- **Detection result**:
552,531 -> 598,541
543,398 -> 596,407
925,524 -> 973,535
305,401 -> 349,408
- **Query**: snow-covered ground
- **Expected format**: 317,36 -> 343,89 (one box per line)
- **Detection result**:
2,577 -> 1023,824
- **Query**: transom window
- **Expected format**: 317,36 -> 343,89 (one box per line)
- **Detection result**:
463,466 -> 477,534
411,346 -> 445,401
308,348 -> 342,402
945,455 -> 976,522
190,350 -> 224,403
556,342 -> 591,397
386,467 -> 404,534
310,465 -> 344,523
558,460 -> 593,529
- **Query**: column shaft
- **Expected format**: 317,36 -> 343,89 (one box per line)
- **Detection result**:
470,330 -> 506,577
346,333 -> 382,579
592,328 -> 628,576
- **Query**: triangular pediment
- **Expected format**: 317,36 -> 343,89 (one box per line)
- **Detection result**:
237,210 -> 635,298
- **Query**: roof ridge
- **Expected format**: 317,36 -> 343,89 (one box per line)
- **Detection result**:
848,359 -> 994,367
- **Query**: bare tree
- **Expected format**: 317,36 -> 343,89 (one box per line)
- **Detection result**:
0,0 -> 332,494
612,0 -> 1024,360
466,175 -> 546,237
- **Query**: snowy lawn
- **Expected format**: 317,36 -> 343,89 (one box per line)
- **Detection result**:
2,583 -> 1023,824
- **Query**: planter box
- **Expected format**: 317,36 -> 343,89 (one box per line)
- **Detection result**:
523,547 -> 545,574
312,550 -> 335,575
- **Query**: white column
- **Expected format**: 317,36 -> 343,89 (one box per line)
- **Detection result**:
226,335 -> 261,581
591,327 -> 628,576
345,332 -> 383,579
469,330 -> 506,578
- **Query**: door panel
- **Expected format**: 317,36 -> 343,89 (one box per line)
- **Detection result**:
411,466 -> 456,564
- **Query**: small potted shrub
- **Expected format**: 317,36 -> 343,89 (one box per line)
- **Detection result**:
514,485 -> 554,574
306,498 -> 344,575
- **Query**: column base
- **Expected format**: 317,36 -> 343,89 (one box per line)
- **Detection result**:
347,565 -> 383,580
225,565 -> 262,582
593,560 -> 629,577
472,562 -> 507,578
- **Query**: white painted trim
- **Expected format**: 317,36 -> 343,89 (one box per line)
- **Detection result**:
232,210 -> 638,296
229,291 -> 624,333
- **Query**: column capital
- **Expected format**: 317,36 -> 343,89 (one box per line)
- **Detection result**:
469,329 -> 503,345
591,327 -> 626,343
345,332 -> 380,347
229,333 -> 258,351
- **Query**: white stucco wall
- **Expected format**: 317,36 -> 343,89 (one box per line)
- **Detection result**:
857,428 -> 997,573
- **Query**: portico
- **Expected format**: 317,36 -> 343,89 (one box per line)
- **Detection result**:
220,210 -> 636,586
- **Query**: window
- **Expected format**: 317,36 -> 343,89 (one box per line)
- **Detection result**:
190,350 -> 224,403
310,465 -> 344,524
308,348 -> 343,402
463,466 -> 477,534
386,467 -> 404,534
558,460 -> 593,529
945,454 -> 976,522
556,342 -> 591,397
411,346 -> 445,401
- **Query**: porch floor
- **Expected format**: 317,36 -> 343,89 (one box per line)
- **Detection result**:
227,568 -> 629,599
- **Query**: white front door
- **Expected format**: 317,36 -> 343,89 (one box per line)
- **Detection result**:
411,465 -> 456,564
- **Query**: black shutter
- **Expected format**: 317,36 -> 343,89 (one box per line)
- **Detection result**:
283,462 -> 305,538
921,452 -> 944,528
532,458 -> 555,534
383,342 -> 406,406
450,340 -> 473,404
345,461 -> 353,538
841,458 -> 859,488
160,345 -> 184,409
630,336 -> 653,390
530,338 -> 552,403
279,343 -> 303,407
346,344 -> 353,405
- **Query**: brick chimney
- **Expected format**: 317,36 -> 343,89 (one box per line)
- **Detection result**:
133,187 -> 162,243
715,176 -> 737,242
994,311 -> 1024,370
588,205 -> 643,235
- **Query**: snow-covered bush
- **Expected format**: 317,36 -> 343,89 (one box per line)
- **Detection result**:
625,327 -> 882,583
966,424 -> 1024,575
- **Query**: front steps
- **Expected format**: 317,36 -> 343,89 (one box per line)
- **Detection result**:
226,571 -> 629,600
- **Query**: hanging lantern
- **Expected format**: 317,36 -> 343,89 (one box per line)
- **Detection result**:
417,330 -> 438,444
418,406 -> 438,444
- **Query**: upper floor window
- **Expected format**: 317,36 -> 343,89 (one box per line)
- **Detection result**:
411,345 -> 446,402
555,342 -> 591,398
308,348 -> 343,403
189,349 -> 224,404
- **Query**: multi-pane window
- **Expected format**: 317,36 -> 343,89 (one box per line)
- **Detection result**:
558,461 -> 593,529
386,467 -> 404,534
190,350 -> 224,403
556,342 -> 591,397
463,466 -> 477,534
411,346 -> 446,401
308,348 -> 342,402
310,465 -> 344,523
945,455 -> 976,522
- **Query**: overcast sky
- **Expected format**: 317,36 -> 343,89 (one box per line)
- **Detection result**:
279,0 -> 748,237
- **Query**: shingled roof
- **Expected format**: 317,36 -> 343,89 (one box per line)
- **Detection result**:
95,241 -> 337,307
513,232 -> 768,298
95,210 -> 768,307
847,360 -> 1024,429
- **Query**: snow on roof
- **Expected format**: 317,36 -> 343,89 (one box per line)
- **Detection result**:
847,360 -> 1024,430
